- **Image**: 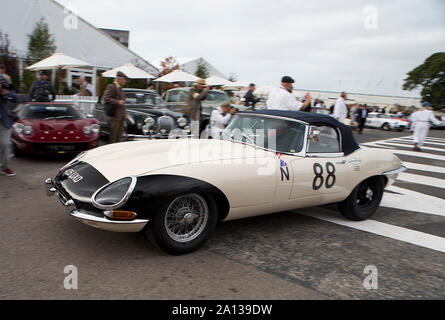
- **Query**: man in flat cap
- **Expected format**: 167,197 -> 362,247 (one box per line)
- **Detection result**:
209,101 -> 232,139
267,76 -> 311,111
185,78 -> 208,137
29,70 -> 56,102
103,71 -> 128,143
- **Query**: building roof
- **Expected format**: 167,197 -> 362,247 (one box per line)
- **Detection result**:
0,0 -> 158,74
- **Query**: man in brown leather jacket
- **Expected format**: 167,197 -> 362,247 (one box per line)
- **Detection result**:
103,71 -> 128,143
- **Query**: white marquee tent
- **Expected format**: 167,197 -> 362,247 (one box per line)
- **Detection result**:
150,57 -> 227,79
0,0 -> 158,90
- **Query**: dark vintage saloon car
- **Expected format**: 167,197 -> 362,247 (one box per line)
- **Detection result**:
93,88 -> 191,139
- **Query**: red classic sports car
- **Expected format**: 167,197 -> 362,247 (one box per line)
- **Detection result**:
12,103 -> 100,155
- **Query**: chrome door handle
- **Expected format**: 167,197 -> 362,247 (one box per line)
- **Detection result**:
336,160 -> 347,164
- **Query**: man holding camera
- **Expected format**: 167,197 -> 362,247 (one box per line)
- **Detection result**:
0,77 -> 18,176
185,79 -> 208,137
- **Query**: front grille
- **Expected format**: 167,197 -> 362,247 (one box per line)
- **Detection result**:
157,116 -> 174,133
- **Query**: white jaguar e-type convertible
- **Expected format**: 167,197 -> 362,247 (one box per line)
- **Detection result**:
45,110 -> 405,254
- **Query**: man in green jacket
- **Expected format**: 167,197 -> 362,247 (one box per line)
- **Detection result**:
185,79 -> 208,137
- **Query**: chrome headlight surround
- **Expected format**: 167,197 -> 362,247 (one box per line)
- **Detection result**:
24,125 -> 33,135
91,176 -> 137,210
144,116 -> 155,127
177,117 -> 187,128
13,123 -> 24,134
91,124 -> 100,134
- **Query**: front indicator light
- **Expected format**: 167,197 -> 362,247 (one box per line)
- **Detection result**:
103,210 -> 137,221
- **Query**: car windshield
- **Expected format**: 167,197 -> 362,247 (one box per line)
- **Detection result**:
124,92 -> 165,108
222,114 -> 306,154
20,104 -> 85,120
206,91 -> 230,102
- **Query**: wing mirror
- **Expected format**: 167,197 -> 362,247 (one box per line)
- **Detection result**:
309,130 -> 321,143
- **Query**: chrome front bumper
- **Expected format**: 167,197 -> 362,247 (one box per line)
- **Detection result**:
70,210 -> 149,233
45,178 -> 149,233
383,165 -> 407,175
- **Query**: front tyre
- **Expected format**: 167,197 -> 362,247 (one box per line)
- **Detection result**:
382,123 -> 391,131
147,193 -> 218,255
338,176 -> 385,221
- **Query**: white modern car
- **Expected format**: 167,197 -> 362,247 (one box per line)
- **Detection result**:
365,112 -> 409,131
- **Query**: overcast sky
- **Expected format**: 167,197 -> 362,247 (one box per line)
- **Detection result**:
57,0 -> 445,97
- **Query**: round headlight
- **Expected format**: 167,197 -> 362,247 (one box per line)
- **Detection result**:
13,123 -> 24,134
144,116 -> 155,127
91,124 -> 100,134
184,125 -> 191,133
92,176 -> 137,209
177,117 -> 187,127
83,126 -> 91,135
24,125 -> 33,135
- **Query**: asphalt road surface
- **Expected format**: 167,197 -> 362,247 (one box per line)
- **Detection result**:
1,128 -> 444,299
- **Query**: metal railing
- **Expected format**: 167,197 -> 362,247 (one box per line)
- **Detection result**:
55,95 -> 98,115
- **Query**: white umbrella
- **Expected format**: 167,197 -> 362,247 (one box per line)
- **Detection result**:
102,63 -> 156,79
206,75 -> 232,86
225,80 -> 248,88
153,70 -> 200,83
26,53 -> 91,70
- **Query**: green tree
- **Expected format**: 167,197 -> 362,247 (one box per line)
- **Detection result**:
0,31 -> 20,91
403,52 -> 445,111
195,61 -> 209,79
26,18 -> 56,62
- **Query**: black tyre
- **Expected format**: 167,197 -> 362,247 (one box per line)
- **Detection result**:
382,123 -> 391,131
146,193 -> 218,255
397,127 -> 405,132
338,176 -> 385,221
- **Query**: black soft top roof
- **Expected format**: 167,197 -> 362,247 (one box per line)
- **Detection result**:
244,110 -> 360,156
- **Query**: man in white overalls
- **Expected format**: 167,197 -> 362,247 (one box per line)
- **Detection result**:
410,102 -> 443,151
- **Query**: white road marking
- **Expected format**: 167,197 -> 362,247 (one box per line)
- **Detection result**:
362,143 -> 445,161
397,172 -> 445,189
389,139 -> 445,147
383,185 -> 445,217
398,136 -> 445,143
374,142 -> 445,153
298,207 -> 445,253
402,162 -> 445,174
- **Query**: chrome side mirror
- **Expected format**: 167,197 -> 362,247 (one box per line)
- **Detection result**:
309,130 -> 321,143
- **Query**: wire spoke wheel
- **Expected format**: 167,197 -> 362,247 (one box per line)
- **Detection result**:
164,194 -> 209,243
356,181 -> 376,208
